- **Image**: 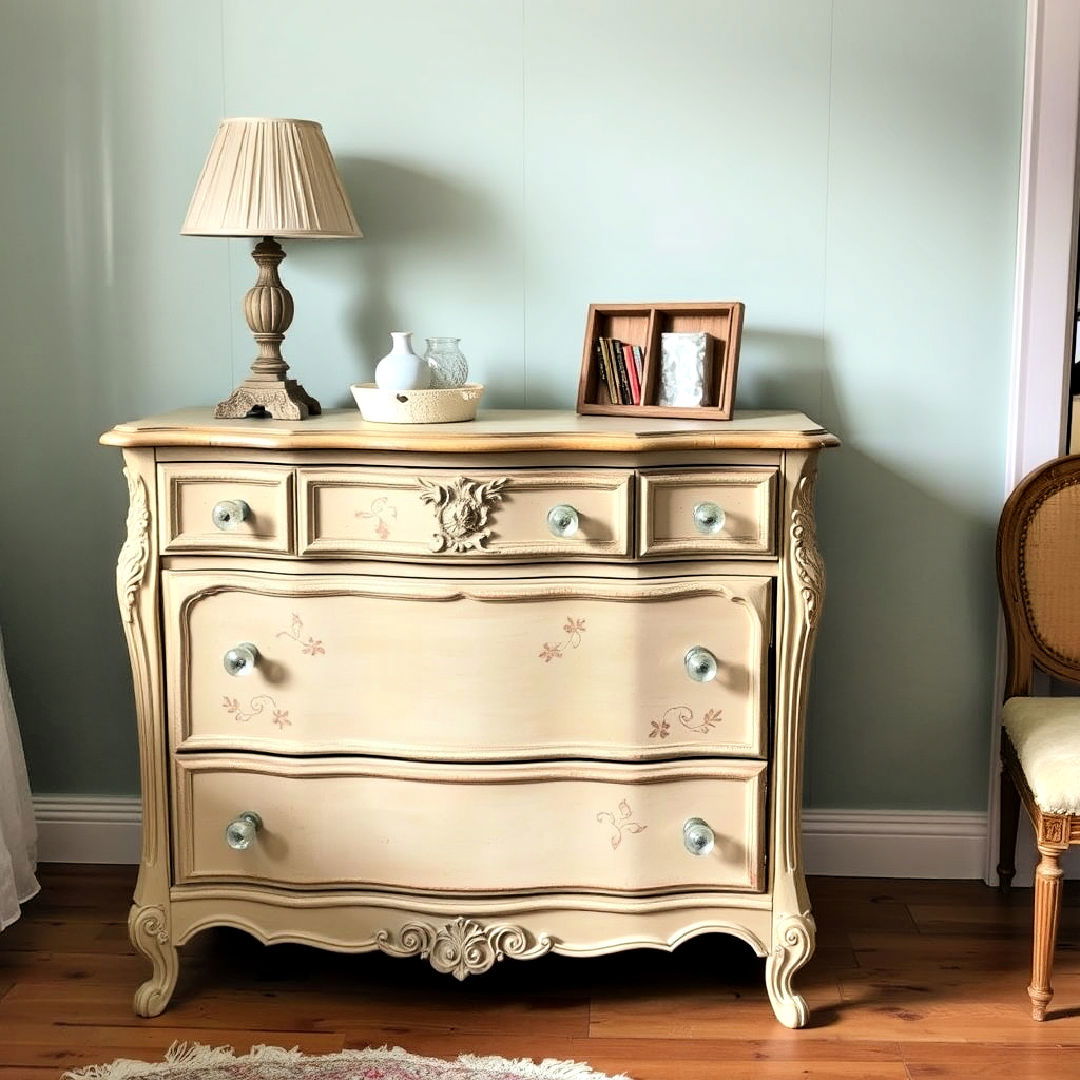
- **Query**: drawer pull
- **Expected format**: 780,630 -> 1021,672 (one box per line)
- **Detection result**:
693,501 -> 726,535
683,817 -> 716,856
211,499 -> 250,531
225,811 -> 262,851
546,504 -> 580,538
223,642 -> 259,677
684,646 -> 718,682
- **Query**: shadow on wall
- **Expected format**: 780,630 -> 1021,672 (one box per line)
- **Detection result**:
297,156 -> 512,407
737,330 -> 998,810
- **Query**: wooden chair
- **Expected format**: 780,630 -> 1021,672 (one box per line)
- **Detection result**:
997,454 -> 1080,1020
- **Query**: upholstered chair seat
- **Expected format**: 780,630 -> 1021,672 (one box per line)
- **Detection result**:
1003,697 -> 1080,815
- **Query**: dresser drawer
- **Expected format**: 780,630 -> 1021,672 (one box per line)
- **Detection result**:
638,468 -> 777,557
173,755 -> 766,893
297,467 -> 632,559
159,464 -> 294,554
163,569 -> 771,760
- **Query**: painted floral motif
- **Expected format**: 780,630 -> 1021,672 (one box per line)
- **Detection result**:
223,694 -> 291,728
276,613 -> 325,655
355,495 -> 398,540
538,616 -> 586,662
654,705 -> 722,737
596,799 -> 647,849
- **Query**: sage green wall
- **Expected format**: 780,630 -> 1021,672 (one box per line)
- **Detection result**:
0,0 -> 1024,810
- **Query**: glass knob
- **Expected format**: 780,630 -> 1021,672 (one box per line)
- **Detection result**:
684,646 -> 718,682
547,504 -> 580,538
225,811 -> 262,851
223,642 -> 259,677
212,499 -> 250,531
683,816 -> 715,856
693,501 -> 726,535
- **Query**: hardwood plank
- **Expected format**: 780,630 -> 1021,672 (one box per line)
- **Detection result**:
8,867 -> 1080,1076
902,1042 -> 1080,1078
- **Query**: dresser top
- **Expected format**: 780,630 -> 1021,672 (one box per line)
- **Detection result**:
101,407 -> 838,452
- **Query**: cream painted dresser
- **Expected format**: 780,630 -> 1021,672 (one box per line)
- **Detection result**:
102,407 -> 837,1027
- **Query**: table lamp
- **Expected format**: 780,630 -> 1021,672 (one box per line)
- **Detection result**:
182,117 -> 361,419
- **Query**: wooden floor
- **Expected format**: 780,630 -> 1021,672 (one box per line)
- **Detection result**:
1,868 -> 1079,1079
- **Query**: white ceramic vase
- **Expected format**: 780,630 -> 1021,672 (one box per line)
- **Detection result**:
375,331 -> 431,392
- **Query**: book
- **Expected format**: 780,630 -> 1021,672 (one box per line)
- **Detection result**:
595,339 -> 609,397
622,343 -> 641,404
609,338 -> 634,406
631,345 -> 645,397
598,337 -> 621,404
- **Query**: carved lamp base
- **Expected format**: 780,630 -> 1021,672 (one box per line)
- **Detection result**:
215,237 -> 323,421
214,379 -> 322,421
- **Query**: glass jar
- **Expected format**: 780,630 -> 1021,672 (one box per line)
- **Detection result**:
423,337 -> 469,389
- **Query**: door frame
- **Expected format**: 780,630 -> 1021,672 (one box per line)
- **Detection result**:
984,0 -> 1080,883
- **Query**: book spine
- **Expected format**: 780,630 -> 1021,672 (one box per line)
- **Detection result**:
611,338 -> 633,405
599,337 -> 621,403
595,339 -> 608,398
632,344 -> 645,395
622,343 -> 641,404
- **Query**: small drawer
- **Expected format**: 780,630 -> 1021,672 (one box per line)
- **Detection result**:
159,464 -> 294,555
173,755 -> 766,894
297,467 -> 632,559
639,468 -> 777,557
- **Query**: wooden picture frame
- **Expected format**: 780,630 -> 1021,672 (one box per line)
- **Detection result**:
576,301 -> 745,420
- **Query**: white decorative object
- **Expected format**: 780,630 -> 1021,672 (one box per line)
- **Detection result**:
0,628 -> 39,932
375,332 -> 431,393
658,331 -> 710,407
351,383 -> 484,424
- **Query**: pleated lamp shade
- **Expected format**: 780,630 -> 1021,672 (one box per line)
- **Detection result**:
181,118 -> 361,239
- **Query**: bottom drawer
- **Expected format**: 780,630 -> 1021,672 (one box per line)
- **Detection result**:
174,755 -> 766,894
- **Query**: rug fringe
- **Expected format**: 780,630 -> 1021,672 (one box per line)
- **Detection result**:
62,1041 -> 634,1080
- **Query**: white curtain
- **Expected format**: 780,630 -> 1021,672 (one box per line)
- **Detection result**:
0,630 -> 38,930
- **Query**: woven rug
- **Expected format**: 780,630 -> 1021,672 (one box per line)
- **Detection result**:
61,1043 -> 633,1080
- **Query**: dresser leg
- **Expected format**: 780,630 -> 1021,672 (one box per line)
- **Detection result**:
129,904 -> 179,1017
765,911 -> 815,1028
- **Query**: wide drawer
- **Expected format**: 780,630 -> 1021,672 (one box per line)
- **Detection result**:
297,467 -> 633,558
159,464 -> 294,555
163,569 -> 772,760
173,755 -> 766,893
638,468 -> 777,557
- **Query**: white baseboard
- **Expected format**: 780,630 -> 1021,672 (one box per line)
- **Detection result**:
34,795 -> 142,865
33,796 -> 1004,881
802,809 -> 989,880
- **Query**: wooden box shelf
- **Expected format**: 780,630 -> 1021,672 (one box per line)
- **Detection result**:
576,301 -> 744,421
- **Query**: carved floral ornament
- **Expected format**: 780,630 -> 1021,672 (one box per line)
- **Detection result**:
117,469 -> 150,623
417,475 -> 508,553
376,917 -> 553,980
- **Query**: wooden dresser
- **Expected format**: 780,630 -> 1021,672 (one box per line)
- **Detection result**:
102,408 -> 837,1027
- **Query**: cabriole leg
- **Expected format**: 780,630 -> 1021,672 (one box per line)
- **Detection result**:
129,904 -> 179,1017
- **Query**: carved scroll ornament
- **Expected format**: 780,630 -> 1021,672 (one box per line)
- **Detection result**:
375,917 -> 553,980
791,473 -> 824,629
117,468 -> 150,623
417,476 -> 508,553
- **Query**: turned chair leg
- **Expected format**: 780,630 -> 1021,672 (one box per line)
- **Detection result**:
1028,843 -> 1065,1020
997,768 -> 1021,892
